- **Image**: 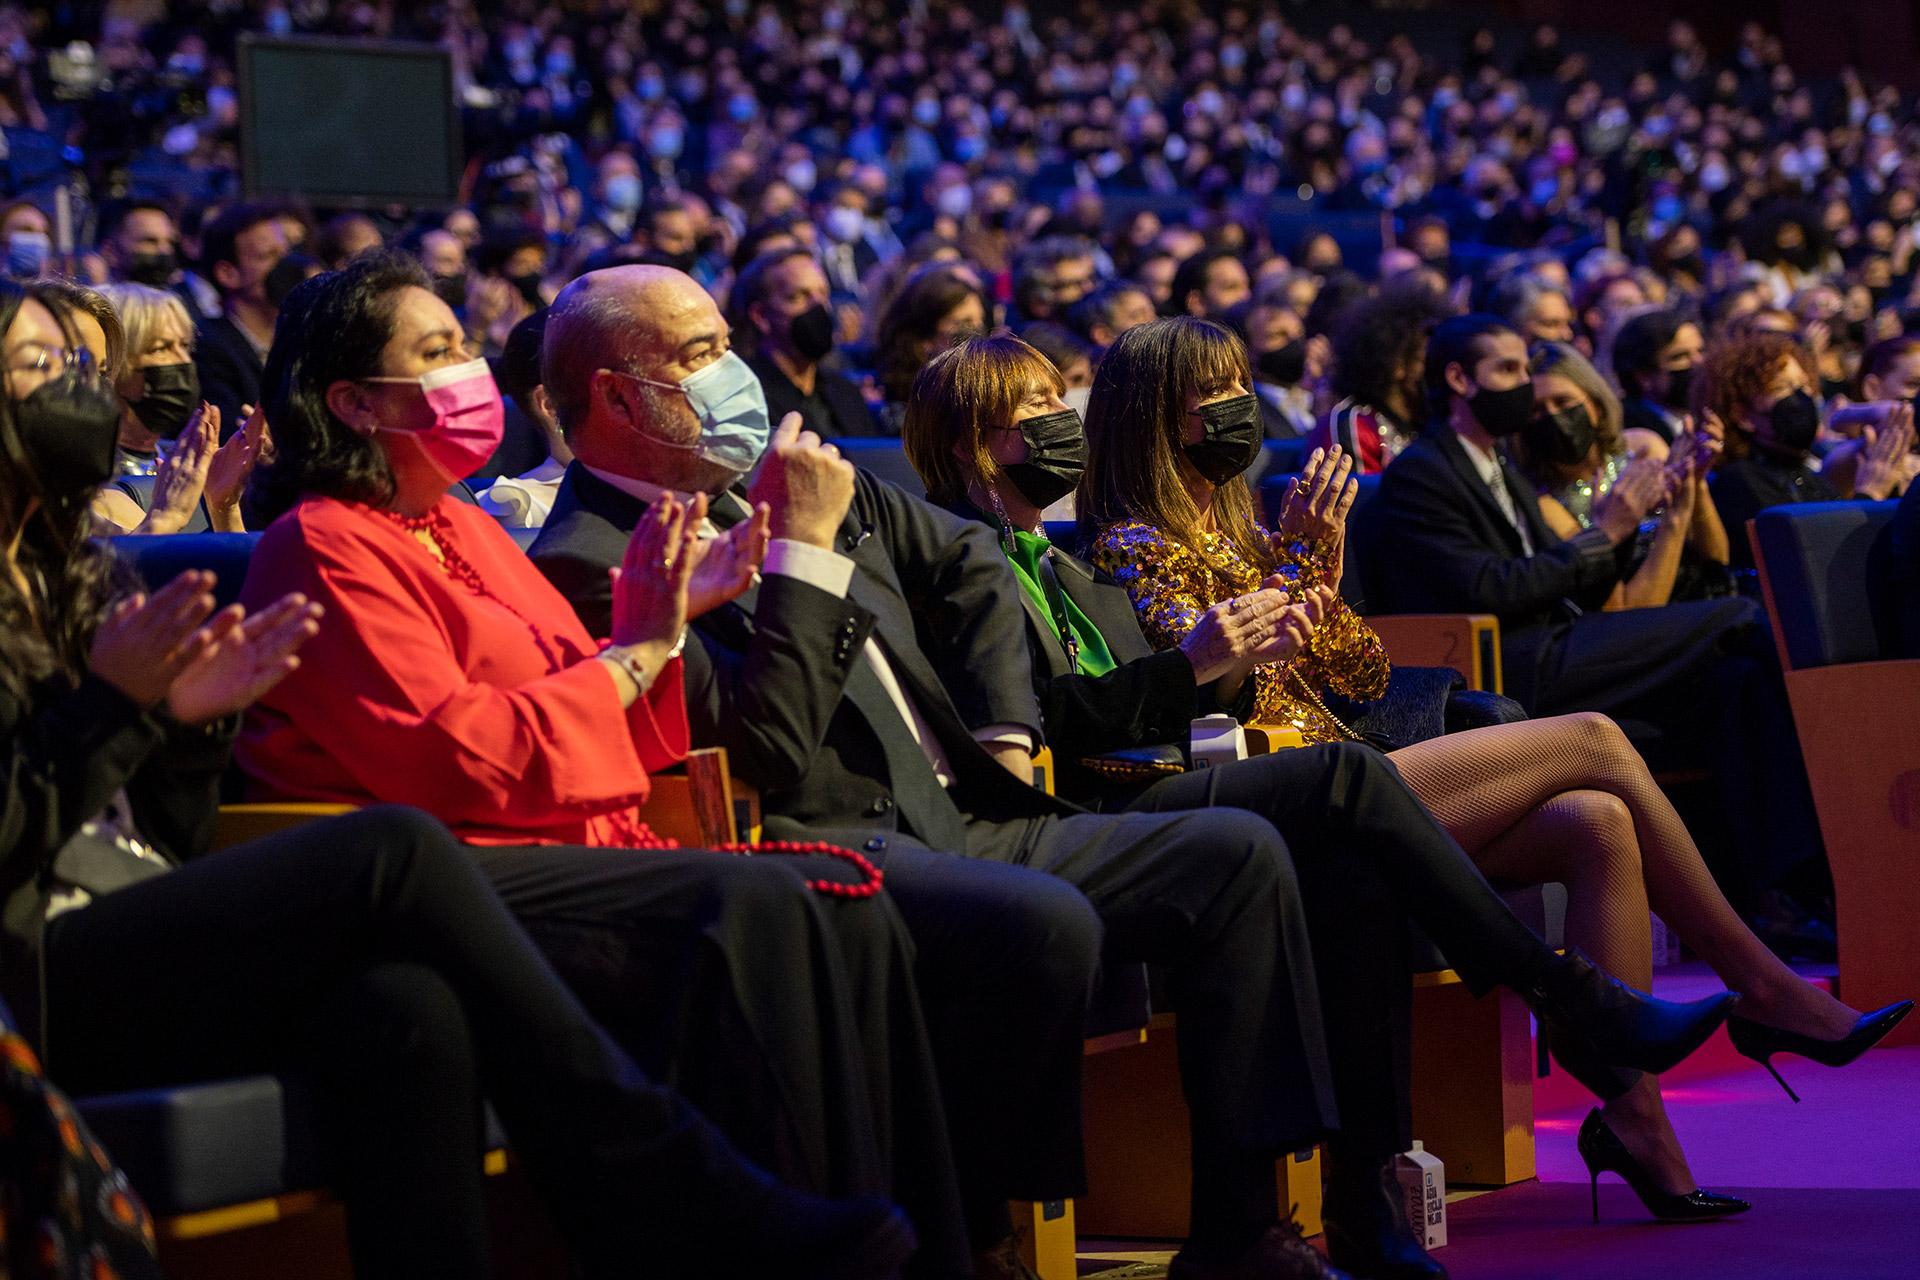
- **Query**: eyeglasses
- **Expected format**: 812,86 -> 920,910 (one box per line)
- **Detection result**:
5,346 -> 97,380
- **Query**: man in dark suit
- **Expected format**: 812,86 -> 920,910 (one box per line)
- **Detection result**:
193,202 -> 289,436
815,182 -> 882,298
1357,314 -> 1824,908
531,266 -> 1352,1280
734,247 -> 879,437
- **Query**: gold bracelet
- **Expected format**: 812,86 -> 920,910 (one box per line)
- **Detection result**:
601,630 -> 687,696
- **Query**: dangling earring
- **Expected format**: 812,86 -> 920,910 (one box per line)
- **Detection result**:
986,483 -> 1017,555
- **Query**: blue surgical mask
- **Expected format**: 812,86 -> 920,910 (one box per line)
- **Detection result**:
603,172 -> 642,211
617,351 -> 771,472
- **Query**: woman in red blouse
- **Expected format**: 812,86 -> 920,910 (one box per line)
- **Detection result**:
234,254 -> 971,1278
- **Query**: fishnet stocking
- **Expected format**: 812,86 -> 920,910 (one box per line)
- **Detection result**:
1388,713 -> 1856,1040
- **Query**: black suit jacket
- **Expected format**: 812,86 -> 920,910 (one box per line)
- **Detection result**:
748,355 -> 881,439
944,501 -> 1241,787
193,315 -> 264,441
1357,426 -> 1631,703
531,464 -> 1069,851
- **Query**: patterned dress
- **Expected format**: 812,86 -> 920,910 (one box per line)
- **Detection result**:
1090,519 -> 1390,745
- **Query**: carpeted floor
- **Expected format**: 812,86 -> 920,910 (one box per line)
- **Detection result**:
1079,966 -> 1920,1279
1439,1180 -> 1920,1280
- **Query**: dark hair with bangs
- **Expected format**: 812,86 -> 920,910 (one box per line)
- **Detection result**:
1078,316 -> 1270,571
900,333 -> 1065,508
247,251 -> 431,524
0,281 -> 127,695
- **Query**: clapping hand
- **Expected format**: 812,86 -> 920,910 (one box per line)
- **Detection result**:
203,405 -> 269,529
1852,401 -> 1917,500
166,594 -> 324,725
88,571 -> 221,707
687,500 -> 772,618
609,492 -> 699,654
1591,456 -> 1667,545
1274,445 -> 1360,582
137,410 -> 218,535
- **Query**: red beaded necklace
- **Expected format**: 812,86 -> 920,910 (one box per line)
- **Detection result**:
373,505 -> 883,899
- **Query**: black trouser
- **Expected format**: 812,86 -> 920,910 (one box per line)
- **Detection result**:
40,807 -> 910,1279
1115,743 -> 1563,1187
917,805 -> 1338,1255
462,841 -> 968,1280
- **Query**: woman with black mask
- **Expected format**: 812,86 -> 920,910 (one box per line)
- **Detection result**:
0,278 -> 914,1279
1704,330 -> 1915,571
94,281 -> 264,534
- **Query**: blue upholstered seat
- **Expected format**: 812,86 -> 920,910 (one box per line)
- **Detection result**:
109,533 -> 263,610
78,1078 -> 510,1216
831,437 -> 927,498
1750,500 -> 1897,670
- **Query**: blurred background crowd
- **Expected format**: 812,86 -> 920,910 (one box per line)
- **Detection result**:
4,0 -> 1915,534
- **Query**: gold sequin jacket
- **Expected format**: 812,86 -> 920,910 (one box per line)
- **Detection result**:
1088,520 -> 1391,745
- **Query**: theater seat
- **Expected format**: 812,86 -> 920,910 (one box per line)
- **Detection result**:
1751,501 -> 1919,1044
110,533 -> 263,611
77,1078 -> 509,1222
830,437 -> 926,498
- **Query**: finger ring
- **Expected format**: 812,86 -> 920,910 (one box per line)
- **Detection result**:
660,556 -> 674,573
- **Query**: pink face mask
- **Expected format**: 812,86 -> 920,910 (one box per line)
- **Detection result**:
366,359 -> 504,482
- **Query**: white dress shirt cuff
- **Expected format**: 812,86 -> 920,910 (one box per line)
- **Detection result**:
973,724 -> 1036,754
763,538 -> 856,596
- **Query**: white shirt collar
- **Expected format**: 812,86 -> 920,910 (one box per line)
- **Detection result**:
1455,432 -> 1506,488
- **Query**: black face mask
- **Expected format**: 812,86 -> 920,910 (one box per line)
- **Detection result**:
129,362 -> 200,438
507,271 -> 546,308
1669,252 -> 1705,281
264,253 -> 315,310
789,303 -> 836,363
1003,408 -> 1085,509
124,250 -> 178,289
1184,394 -> 1263,484
1524,402 -> 1596,468
432,271 -> 470,312
1766,388 -> 1821,453
12,362 -> 122,505
1255,340 -> 1307,387
1469,379 -> 1536,438
1658,364 -> 1695,412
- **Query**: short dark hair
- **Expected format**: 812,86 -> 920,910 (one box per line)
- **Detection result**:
96,198 -> 176,246
495,309 -> 549,413
1424,313 -> 1517,421
1612,308 -> 1691,397
249,252 -> 430,524
1169,248 -> 1242,315
1066,280 -> 1150,343
199,201 -> 285,276
728,246 -> 817,344
476,230 -> 548,277
1859,334 -> 1920,389
1017,321 -> 1092,375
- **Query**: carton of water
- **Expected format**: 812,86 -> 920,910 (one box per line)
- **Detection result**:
1395,1141 -> 1446,1249
1189,714 -> 1248,768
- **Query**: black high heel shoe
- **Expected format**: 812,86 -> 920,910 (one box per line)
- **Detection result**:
1727,1000 -> 1914,1102
1526,949 -> 1738,1076
1576,1109 -> 1750,1224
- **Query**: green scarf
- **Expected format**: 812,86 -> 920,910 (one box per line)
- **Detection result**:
1003,528 -> 1116,677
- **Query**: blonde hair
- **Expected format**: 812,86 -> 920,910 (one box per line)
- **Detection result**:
901,334 -> 1065,507
1528,337 -> 1620,462
97,281 -> 195,371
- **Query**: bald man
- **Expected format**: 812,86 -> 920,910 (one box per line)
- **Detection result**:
531,266 -> 1351,1280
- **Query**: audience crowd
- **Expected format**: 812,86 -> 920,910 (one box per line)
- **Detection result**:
0,2 -> 1916,1278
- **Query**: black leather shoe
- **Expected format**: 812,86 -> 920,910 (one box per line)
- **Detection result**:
1169,1222 -> 1354,1280
1322,1153 -> 1447,1280
1527,948 -> 1737,1076
974,1228 -> 1044,1280
1577,1109 -> 1750,1224
1728,999 -> 1914,1101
